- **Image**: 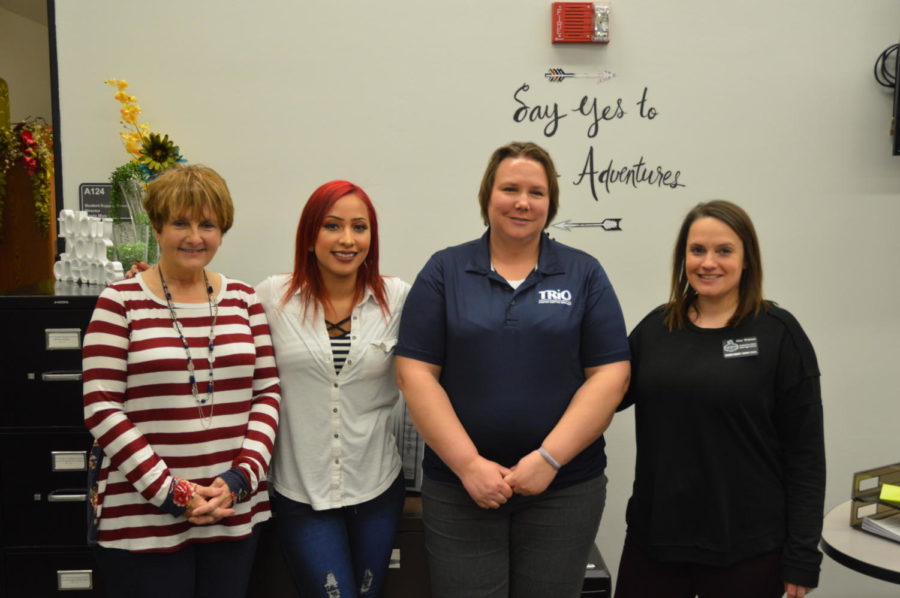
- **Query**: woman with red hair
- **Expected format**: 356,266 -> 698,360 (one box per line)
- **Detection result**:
255,180 -> 409,598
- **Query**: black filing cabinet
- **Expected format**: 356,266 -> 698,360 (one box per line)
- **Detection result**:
0,282 -> 105,596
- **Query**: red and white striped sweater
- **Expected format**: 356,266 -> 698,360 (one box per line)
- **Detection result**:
83,273 -> 281,552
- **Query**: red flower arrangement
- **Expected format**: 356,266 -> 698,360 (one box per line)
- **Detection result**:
0,119 -> 54,242
20,128 -> 38,175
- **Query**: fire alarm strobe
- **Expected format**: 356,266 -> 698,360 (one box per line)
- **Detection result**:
552,2 -> 610,44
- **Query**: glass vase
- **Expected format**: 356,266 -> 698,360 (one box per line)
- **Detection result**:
112,179 -> 158,272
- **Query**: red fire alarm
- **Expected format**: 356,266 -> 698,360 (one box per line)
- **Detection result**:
552,2 -> 610,44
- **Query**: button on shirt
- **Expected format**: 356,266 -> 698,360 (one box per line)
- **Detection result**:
396,231 -> 630,489
256,274 -> 410,510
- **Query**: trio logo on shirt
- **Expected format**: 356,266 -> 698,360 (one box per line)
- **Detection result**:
537,289 -> 573,306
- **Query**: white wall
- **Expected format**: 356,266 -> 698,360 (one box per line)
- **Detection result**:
54,1 -> 900,595
0,6 -> 51,123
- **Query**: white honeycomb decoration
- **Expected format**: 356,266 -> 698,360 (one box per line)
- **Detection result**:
54,209 -> 124,285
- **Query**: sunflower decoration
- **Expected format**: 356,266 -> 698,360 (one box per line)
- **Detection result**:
139,132 -> 180,175
106,79 -> 186,181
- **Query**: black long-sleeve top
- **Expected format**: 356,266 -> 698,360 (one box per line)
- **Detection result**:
619,304 -> 825,588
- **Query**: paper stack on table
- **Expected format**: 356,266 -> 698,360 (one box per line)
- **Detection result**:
860,483 -> 900,542
862,512 -> 900,542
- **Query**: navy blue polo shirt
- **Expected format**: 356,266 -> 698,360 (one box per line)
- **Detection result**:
396,230 -> 630,489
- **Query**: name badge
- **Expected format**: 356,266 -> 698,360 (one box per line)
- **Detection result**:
722,337 -> 759,358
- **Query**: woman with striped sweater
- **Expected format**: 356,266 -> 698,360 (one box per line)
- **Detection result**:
82,165 -> 281,598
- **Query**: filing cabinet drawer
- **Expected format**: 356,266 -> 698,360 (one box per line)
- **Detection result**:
0,429 -> 91,547
1,548 -> 104,596
0,304 -> 92,428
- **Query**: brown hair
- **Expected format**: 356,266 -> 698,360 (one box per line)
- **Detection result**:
144,165 -> 234,233
664,200 -> 767,330
477,141 -> 559,228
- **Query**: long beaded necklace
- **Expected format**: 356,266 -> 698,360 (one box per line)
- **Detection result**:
158,266 -> 218,428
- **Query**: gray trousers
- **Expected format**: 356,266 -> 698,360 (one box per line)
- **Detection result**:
421,473 -> 607,598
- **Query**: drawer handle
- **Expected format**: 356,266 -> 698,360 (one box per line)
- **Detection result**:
41,371 -> 83,382
48,490 -> 87,503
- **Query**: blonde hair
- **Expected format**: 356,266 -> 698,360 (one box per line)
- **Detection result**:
144,165 -> 235,233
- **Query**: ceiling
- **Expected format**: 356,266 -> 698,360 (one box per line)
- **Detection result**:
0,0 -> 48,26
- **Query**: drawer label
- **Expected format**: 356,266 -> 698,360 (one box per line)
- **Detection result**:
52,451 -> 87,471
57,570 -> 93,590
46,328 -> 82,351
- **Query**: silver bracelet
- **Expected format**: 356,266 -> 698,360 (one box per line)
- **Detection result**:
538,446 -> 561,470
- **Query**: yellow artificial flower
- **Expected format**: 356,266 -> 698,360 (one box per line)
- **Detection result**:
120,104 -> 141,125
106,78 -> 185,176
114,91 -> 138,104
122,132 -> 143,157
105,79 -> 129,91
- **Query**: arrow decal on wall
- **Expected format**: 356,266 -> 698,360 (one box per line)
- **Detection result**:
545,68 -> 616,83
552,218 -> 622,232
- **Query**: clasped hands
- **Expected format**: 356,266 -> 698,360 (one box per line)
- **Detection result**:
460,451 -> 558,509
183,477 -> 236,525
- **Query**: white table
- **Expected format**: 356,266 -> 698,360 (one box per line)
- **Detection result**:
820,501 -> 900,584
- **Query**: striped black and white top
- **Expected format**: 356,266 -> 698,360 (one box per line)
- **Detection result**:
326,316 -> 352,374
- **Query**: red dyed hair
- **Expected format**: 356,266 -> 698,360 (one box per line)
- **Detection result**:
282,180 -> 389,317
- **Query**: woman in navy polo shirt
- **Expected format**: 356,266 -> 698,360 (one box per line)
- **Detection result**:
396,141 -> 631,598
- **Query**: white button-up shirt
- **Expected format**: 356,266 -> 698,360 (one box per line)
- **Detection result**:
256,274 -> 409,510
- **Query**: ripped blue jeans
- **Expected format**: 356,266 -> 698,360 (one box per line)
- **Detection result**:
272,474 -> 405,598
